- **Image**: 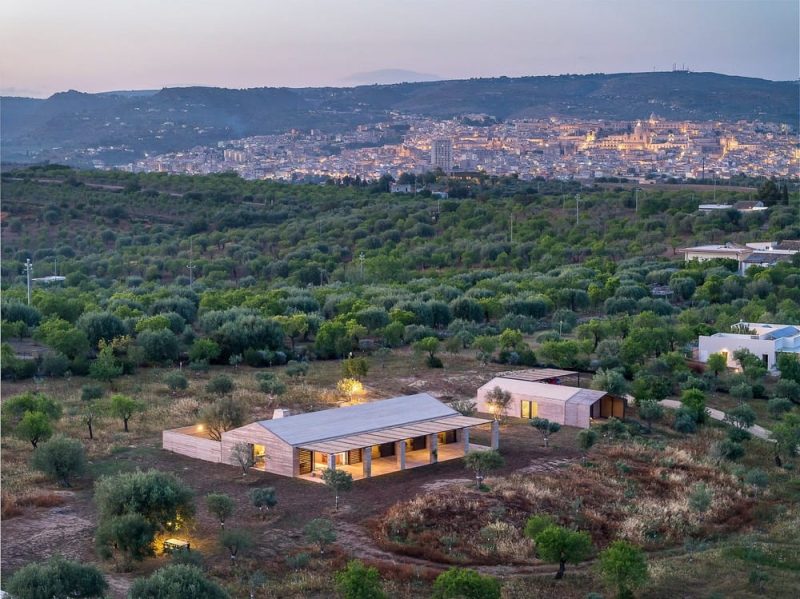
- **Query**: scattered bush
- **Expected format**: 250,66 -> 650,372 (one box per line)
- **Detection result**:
129,565 -> 228,599
164,371 -> 188,394
31,435 -> 86,487
206,374 -> 234,396
5,555 -> 107,599
335,559 -> 387,599
304,518 -> 336,553
432,568 -> 501,599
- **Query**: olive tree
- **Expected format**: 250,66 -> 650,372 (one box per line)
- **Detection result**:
94,469 -> 195,533
108,394 -> 145,432
530,417 -> 561,447
637,400 -> 664,433
129,565 -> 228,599
95,513 -> 156,567
31,435 -> 86,487
200,397 -> 246,441
335,559 -> 387,599
304,518 -> 337,553
206,493 -> 235,529
431,568 -> 501,599
249,487 -> 278,517
597,540 -> 649,599
484,386 -> 512,421
463,450 -> 504,489
5,555 -> 108,599
231,441 -> 255,475
219,528 -> 254,565
322,468 -> 353,510
532,524 -> 592,579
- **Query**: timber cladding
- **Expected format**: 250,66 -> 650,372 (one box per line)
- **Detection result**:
162,428 -> 222,463
220,423 -> 297,477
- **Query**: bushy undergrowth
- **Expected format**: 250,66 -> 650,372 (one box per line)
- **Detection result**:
377,440 -> 751,564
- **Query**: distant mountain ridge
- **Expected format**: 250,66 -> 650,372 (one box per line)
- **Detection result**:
2,71 -> 797,166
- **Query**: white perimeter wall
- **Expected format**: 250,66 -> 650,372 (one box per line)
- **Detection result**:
698,336 -> 778,370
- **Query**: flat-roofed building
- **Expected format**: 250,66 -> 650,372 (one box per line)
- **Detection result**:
698,322 -> 800,371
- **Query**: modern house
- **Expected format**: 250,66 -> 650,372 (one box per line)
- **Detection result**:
475,370 -> 625,428
698,322 -> 800,371
679,241 -> 798,274
163,394 -> 496,481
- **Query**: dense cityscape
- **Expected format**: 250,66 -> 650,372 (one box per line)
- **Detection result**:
124,114 -> 798,182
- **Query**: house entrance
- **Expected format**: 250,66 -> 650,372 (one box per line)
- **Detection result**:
521,400 -> 538,419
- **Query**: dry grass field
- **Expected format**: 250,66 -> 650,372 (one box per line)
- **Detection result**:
2,350 -> 799,597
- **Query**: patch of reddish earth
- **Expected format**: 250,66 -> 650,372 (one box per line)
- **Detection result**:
1,425 -> 579,590
1,489 -> 135,598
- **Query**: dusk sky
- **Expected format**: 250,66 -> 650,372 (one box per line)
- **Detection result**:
1,0 -> 797,97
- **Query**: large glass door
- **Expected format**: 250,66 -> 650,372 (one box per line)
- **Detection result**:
521,400 -> 538,419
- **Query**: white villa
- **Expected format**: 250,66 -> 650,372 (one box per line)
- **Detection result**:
698,322 -> 800,371
679,241 -> 798,274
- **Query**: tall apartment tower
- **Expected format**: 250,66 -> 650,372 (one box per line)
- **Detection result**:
430,138 -> 453,173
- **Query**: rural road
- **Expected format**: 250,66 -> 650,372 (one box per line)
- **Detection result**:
658,399 -> 774,441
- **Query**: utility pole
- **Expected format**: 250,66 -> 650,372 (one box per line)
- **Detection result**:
186,238 -> 196,286
713,172 -> 717,203
575,194 -> 581,226
24,259 -> 33,305
509,213 -> 514,244
359,252 -> 365,280
635,188 -> 640,213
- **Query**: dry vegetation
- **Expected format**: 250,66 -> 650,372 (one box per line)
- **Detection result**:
3,353 -> 799,597
377,436 -> 754,565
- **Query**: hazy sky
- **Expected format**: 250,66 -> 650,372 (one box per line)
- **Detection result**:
1,0 -> 797,97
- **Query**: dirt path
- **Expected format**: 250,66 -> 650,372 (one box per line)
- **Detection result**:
335,521 -> 560,577
334,455 -> 585,577
659,399 -> 775,441
1,491 -> 94,569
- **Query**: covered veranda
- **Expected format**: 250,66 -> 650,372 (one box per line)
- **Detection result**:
297,414 -> 497,483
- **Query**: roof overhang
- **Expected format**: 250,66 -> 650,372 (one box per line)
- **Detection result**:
299,415 -> 491,454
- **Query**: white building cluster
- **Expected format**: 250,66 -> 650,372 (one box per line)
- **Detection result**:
125,114 -> 797,182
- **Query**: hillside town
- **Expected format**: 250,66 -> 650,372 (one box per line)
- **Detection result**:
123,114 -> 798,182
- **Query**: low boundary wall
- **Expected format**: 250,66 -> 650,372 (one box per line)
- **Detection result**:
162,426 -> 222,463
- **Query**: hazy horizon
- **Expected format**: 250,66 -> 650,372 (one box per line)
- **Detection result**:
2,0 -> 798,98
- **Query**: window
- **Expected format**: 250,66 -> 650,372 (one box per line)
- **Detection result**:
252,444 -> 266,468
762,354 -> 769,368
521,400 -> 538,419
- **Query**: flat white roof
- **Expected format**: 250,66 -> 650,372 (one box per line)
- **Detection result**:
257,393 -> 458,445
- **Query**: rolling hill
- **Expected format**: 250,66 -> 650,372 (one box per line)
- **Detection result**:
2,71 -> 797,166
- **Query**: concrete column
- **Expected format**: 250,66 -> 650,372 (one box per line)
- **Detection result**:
491,420 -> 500,450
462,427 -> 470,454
395,441 -> 406,470
327,453 -> 336,471
428,433 -> 438,464
362,447 -> 372,478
